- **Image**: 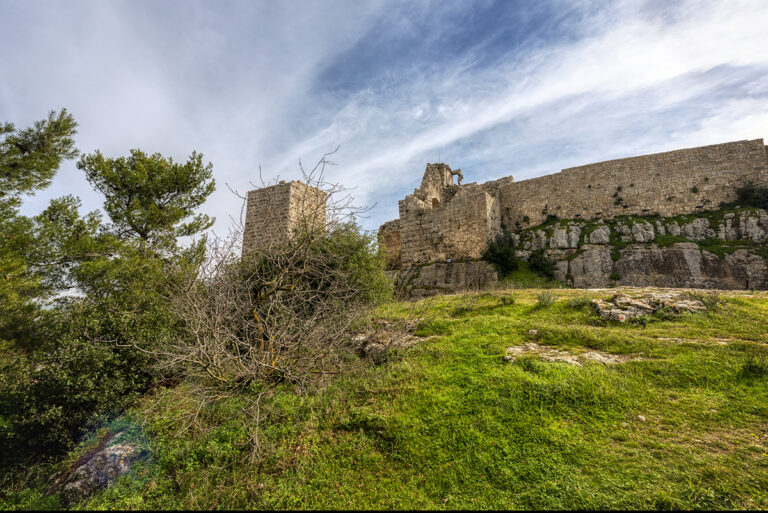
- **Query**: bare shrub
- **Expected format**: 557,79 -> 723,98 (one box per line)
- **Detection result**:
144,151 -> 392,462
158,151 -> 390,390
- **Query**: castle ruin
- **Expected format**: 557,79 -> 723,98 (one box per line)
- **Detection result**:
242,180 -> 327,254
380,139 -> 768,270
241,139 -> 768,293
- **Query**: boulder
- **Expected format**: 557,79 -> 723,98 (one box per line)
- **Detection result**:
681,218 -> 715,240
740,213 -> 766,242
588,226 -> 611,244
51,433 -> 142,504
631,221 -> 655,243
403,261 -> 498,297
567,225 -> 582,248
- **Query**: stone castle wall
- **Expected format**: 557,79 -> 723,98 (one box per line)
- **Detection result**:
380,139 -> 768,269
398,184 -> 500,266
242,180 -> 327,254
499,139 -> 768,229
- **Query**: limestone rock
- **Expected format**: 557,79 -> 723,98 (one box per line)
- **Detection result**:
681,218 -> 714,240
51,434 -> 142,504
666,222 -> 681,236
550,228 -> 569,249
532,230 -> 548,250
553,260 -> 569,283
567,225 -> 582,248
717,217 -> 739,241
568,246 -> 614,288
631,221 -> 655,242
740,213 -> 766,242
504,342 -> 638,365
589,225 -> 611,244
592,292 -> 706,322
403,261 -> 498,297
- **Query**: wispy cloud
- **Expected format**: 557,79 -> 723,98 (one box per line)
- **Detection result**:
2,0 -> 766,233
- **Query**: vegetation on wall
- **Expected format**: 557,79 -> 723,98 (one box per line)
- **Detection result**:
482,231 -> 519,276
734,181 -> 768,209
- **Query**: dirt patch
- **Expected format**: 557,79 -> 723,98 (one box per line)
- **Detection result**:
503,343 -> 640,366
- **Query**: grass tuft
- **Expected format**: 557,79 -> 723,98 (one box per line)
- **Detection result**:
535,290 -> 557,309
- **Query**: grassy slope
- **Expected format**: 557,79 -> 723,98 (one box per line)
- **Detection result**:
9,288 -> 768,510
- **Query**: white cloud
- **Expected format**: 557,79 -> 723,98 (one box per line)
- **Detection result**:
2,0 -> 766,235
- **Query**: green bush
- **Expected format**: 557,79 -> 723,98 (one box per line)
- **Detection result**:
0,337 -> 153,465
483,232 -> 519,277
529,250 -> 555,279
734,182 -> 768,209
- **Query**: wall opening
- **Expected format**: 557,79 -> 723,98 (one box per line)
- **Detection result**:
432,198 -> 440,209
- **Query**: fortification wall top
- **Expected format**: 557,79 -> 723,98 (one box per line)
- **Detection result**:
498,139 -> 768,229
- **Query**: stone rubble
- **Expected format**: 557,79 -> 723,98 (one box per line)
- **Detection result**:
503,342 -> 638,366
591,292 -> 706,322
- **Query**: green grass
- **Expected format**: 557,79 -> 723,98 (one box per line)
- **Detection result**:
5,288 -> 768,510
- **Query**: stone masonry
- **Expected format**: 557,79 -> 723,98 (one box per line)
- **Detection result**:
242,180 -> 327,254
379,139 -> 768,270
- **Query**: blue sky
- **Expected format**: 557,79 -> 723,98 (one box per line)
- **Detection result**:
2,0 -> 767,235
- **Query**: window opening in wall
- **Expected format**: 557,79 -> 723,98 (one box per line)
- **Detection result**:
432,198 -> 440,208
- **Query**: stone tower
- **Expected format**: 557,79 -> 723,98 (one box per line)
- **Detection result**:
242,180 -> 327,254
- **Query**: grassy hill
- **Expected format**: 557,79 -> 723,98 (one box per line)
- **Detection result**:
7,287 -> 768,510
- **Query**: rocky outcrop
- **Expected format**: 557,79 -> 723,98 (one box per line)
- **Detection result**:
390,260 -> 498,297
592,292 -> 707,322
50,431 -> 143,504
513,208 -> 768,290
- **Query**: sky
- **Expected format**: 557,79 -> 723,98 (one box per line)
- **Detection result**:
2,0 -> 768,235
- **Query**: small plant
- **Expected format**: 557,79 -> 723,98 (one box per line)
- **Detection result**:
609,272 -> 620,281
691,186 -> 699,194
740,350 -> 768,378
536,290 -> 556,308
545,214 -> 558,224
614,197 -> 623,205
568,295 -> 592,309
681,291 -> 726,311
451,305 -> 474,317
522,215 -> 530,224
616,186 -> 622,192
500,296 -> 515,306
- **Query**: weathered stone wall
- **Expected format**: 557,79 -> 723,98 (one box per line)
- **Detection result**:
499,139 -> 768,229
398,184 -> 499,266
242,181 -> 327,254
378,219 -> 401,269
380,138 -> 768,271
